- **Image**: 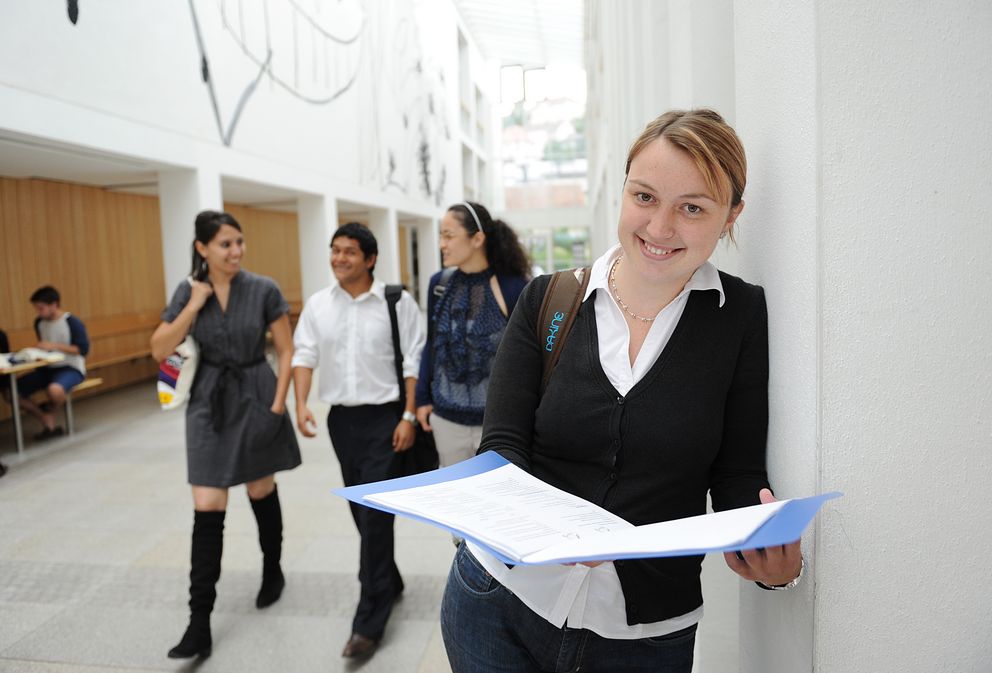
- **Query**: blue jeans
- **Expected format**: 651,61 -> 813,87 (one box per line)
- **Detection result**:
17,366 -> 85,396
440,544 -> 696,673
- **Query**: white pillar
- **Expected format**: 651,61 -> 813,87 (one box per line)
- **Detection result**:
668,0 -> 736,121
735,1 -> 992,672
733,2 -> 819,672
297,194 -> 338,300
416,217 -> 441,305
368,207 -> 399,284
157,167 -> 222,301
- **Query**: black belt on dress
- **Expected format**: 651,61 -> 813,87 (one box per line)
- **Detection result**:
200,356 -> 267,432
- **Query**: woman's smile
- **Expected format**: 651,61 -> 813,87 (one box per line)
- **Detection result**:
638,237 -> 683,259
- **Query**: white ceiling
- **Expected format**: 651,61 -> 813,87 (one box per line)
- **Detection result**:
0,133 -> 160,192
0,132 -> 300,210
453,0 -> 584,68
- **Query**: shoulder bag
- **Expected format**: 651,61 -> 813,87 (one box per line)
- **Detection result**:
385,284 -> 439,476
536,267 -> 591,395
157,278 -> 200,410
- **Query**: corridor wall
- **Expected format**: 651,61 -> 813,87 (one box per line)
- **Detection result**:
735,2 -> 992,672
585,1 -> 992,672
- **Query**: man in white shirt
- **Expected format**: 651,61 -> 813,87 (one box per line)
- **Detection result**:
292,223 -> 425,660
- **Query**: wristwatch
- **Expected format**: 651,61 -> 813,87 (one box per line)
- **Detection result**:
401,410 -> 418,425
756,555 -> 805,591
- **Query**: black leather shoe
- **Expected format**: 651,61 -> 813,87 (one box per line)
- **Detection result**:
34,426 -> 63,441
341,633 -> 378,658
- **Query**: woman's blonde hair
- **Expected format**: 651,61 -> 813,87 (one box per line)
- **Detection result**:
625,109 -> 747,219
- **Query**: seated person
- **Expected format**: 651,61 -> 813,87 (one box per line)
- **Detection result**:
16,286 -> 90,440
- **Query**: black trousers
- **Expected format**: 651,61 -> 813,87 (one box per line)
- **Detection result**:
328,403 -> 404,640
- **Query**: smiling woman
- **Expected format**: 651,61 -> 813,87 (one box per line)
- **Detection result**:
614,109 -> 747,327
439,110 -> 803,673
150,209 -> 301,660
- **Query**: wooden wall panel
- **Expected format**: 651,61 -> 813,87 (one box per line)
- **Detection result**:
0,182 -> 307,429
0,177 -> 166,422
398,226 -> 411,291
224,204 -> 303,316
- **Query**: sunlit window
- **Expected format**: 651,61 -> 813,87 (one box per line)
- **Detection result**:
500,64 -> 588,273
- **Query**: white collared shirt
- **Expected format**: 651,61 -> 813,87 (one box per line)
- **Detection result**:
291,280 -> 425,406
469,244 -> 725,639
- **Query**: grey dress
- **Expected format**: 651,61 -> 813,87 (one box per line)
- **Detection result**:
162,271 -> 302,487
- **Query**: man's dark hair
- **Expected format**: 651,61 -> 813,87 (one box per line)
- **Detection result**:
30,286 -> 60,305
331,222 -> 378,275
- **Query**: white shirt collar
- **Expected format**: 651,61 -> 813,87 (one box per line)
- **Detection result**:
329,278 -> 386,301
583,244 -> 725,308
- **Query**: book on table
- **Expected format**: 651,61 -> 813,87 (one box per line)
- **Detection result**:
335,452 -> 841,566
9,348 -> 65,364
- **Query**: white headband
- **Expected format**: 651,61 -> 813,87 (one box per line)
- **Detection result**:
461,202 -> 485,233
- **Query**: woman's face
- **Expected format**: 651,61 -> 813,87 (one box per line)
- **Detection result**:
617,137 -> 742,290
197,224 -> 244,276
439,211 -> 484,268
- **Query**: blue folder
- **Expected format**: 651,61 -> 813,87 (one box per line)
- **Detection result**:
335,453 -> 842,565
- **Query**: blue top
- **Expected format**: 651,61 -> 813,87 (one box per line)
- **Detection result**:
415,269 -> 527,425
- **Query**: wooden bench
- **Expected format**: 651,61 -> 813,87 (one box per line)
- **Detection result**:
64,377 -> 103,434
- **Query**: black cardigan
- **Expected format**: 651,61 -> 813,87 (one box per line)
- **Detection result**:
479,271 -> 770,625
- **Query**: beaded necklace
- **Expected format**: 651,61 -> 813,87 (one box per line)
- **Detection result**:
609,256 -> 656,323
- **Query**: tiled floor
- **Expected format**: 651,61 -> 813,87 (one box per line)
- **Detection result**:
0,385 -> 455,673
0,383 -> 739,673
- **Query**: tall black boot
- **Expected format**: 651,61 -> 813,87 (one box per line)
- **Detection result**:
250,485 -> 285,608
168,510 -> 225,659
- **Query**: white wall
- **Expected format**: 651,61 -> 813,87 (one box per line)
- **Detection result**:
588,0 -> 992,671
733,2 -> 822,671
817,2 -> 990,671
737,1 -> 992,670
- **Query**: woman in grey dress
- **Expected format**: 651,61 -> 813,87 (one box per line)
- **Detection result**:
151,210 -> 302,659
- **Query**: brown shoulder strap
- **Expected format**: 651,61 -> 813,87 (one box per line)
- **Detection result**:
537,267 -> 591,395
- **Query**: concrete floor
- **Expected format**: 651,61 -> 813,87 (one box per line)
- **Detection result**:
0,383 -> 739,673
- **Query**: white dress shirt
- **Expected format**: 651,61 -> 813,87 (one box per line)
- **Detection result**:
291,280 -> 425,406
469,244 -> 725,639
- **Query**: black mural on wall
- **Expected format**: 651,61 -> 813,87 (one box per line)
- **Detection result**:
57,1 -> 452,204
187,0 -> 365,146
359,6 -> 452,205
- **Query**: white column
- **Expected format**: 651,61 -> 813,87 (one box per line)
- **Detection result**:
735,1 -> 992,672
416,217 -> 441,305
297,194 -> 338,300
733,2 -> 819,672
814,2 -> 991,672
157,167 -> 223,301
368,207 -> 400,285
667,0 -> 736,121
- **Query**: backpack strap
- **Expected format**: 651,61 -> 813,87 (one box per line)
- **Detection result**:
432,266 -> 457,299
384,284 -> 406,406
537,267 -> 591,395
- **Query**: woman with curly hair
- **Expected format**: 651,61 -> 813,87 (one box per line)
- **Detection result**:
415,202 -> 530,469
